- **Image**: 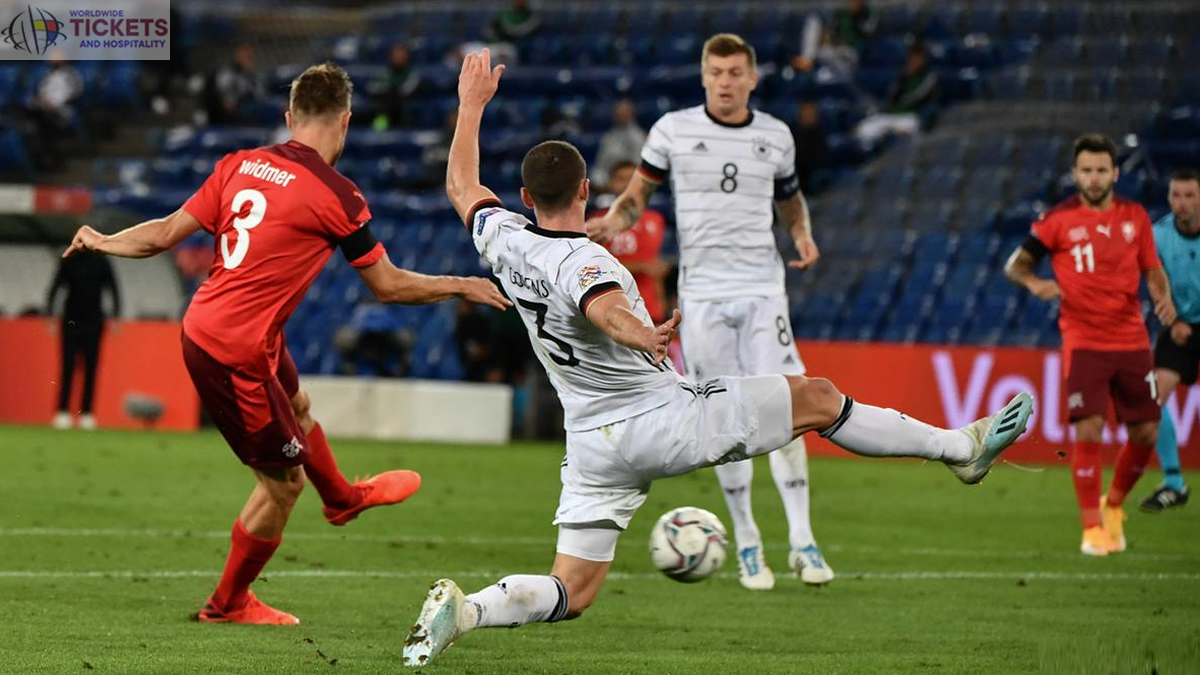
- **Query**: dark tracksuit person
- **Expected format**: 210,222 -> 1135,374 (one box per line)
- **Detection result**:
47,251 -> 120,429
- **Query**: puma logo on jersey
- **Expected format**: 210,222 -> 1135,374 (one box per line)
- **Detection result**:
1095,224 -> 1111,238
238,158 -> 298,187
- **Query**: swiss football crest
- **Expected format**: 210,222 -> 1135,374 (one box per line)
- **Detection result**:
1121,221 -> 1136,243
1068,226 -> 1089,242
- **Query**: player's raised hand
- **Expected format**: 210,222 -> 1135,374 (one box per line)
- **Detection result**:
584,214 -> 623,244
62,225 -> 105,258
457,48 -> 505,110
788,235 -> 820,270
1155,295 -> 1177,326
649,308 -> 682,365
1027,278 -> 1061,301
1170,320 -> 1192,346
460,277 -> 513,310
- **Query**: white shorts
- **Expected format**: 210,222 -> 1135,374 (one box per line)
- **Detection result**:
678,295 -> 806,380
553,374 -> 793,532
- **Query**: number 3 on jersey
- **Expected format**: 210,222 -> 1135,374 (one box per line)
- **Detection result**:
221,188 -> 267,269
517,298 -> 580,367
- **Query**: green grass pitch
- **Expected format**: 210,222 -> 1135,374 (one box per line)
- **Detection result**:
1,425 -> 1197,674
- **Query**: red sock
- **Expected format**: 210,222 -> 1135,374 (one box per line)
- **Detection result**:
1072,442 -> 1103,528
210,518 -> 280,612
1107,441 -> 1153,507
302,423 -> 360,510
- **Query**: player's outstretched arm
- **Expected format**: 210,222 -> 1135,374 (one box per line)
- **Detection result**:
1004,246 -> 1060,301
585,170 -> 660,243
584,291 -> 680,364
447,48 -> 505,224
778,191 -> 819,270
62,209 -> 204,259
357,252 -> 511,310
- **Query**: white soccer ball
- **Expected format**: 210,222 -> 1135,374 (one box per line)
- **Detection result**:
648,506 -> 728,583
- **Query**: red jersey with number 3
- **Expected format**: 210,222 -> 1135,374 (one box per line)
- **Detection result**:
1030,195 -> 1158,353
181,140 -> 383,379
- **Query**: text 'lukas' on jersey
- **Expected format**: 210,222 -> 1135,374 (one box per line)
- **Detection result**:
238,158 -> 298,188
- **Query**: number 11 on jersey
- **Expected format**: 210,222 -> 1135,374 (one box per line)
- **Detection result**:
1070,242 -> 1094,273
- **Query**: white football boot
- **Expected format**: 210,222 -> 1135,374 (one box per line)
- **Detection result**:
79,414 -> 97,431
789,543 -> 835,586
736,544 -> 775,590
52,411 -> 72,430
402,579 -> 465,668
949,392 -> 1034,485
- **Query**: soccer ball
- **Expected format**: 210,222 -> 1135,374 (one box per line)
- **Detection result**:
648,506 -> 728,583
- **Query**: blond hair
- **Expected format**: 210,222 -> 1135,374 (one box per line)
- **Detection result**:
701,33 -> 757,70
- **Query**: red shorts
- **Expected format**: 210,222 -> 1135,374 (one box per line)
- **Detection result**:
182,333 -> 308,469
1065,348 -> 1159,425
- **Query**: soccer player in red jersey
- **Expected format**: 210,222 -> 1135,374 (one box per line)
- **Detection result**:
588,160 -> 669,322
62,63 -> 511,624
1005,133 -> 1176,556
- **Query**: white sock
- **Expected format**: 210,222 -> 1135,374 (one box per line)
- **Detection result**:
461,575 -> 568,631
768,438 -> 815,549
823,397 -> 972,464
714,459 -> 762,551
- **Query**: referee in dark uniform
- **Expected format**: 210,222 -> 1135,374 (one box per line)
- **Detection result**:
47,250 -> 121,430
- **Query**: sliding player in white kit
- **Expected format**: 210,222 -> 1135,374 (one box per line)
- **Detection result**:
401,48 -> 1035,668
588,33 -> 826,589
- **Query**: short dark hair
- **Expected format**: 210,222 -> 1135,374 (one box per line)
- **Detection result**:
1170,167 -> 1200,187
521,141 -> 587,214
1072,133 -> 1118,166
289,62 -> 353,118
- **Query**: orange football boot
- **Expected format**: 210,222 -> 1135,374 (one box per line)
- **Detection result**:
196,591 -> 299,625
323,469 -> 422,526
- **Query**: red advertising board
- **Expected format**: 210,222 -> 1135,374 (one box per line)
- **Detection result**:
799,342 -> 1198,468
0,317 -> 198,431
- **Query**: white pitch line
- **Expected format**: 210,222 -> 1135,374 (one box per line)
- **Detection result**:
0,569 -> 1197,582
0,527 -> 1195,563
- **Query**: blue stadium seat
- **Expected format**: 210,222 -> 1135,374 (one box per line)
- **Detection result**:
1007,6 -> 1048,38
962,6 -> 1002,36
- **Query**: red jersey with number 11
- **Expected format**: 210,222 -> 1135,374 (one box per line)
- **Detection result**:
181,140 -> 383,379
1029,195 -> 1158,353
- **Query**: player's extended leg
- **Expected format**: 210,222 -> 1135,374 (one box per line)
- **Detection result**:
279,350 -> 421,525
1142,368 -> 1189,512
402,529 -> 614,667
787,376 -> 1033,482
197,466 -> 305,625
